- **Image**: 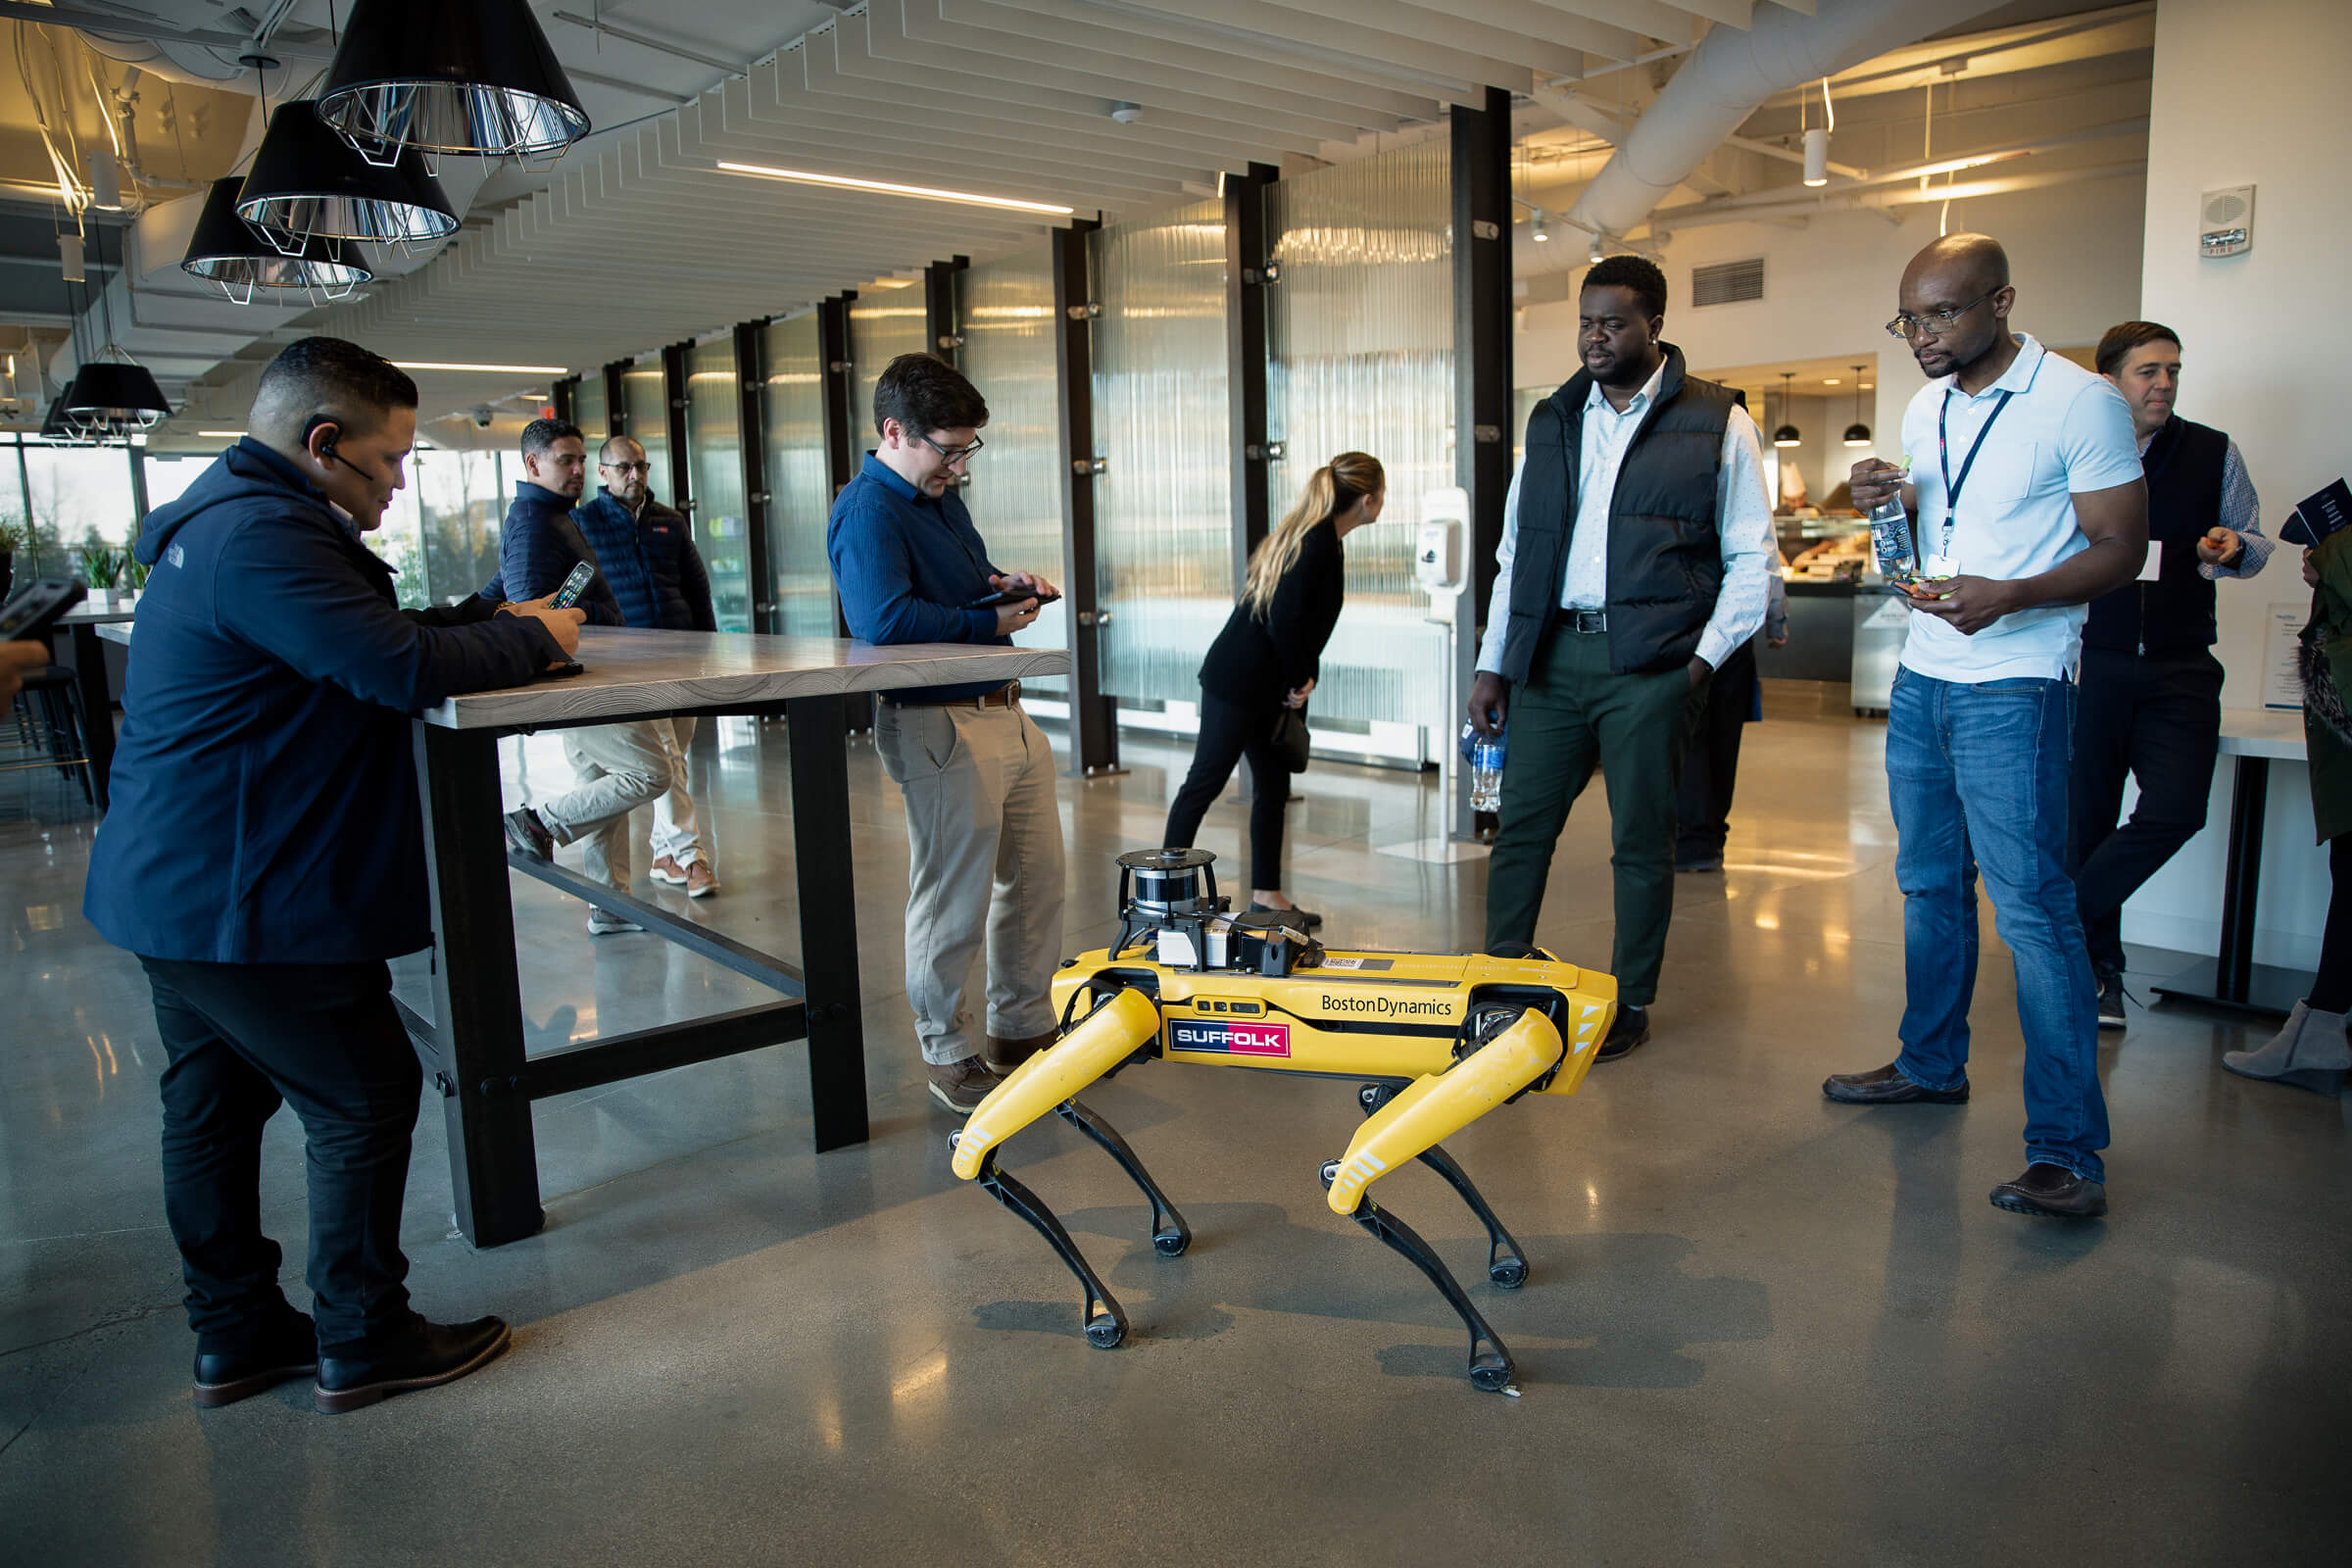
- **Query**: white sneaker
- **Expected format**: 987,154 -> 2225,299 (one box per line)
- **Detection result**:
586,907 -> 643,936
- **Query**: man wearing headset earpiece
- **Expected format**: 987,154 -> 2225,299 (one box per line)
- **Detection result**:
84,337 -> 583,1415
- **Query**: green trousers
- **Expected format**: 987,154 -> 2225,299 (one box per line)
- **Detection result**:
1484,628 -> 1707,1006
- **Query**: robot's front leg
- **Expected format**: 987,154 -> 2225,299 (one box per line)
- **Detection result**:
1357,1083 -> 1527,1289
1322,1008 -> 1566,1395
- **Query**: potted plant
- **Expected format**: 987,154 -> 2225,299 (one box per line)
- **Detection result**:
76,542 -> 126,606
0,517 -> 21,601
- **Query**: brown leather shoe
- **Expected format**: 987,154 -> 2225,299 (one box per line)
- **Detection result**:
1823,1061 -> 1969,1103
927,1056 -> 998,1114
684,860 -> 718,899
1988,1162 -> 2107,1219
984,1030 -> 1057,1075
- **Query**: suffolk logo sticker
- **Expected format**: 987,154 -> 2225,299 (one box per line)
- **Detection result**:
1168,1018 -> 1291,1057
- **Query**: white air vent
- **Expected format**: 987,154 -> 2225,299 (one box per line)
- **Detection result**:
1692,258 -> 1765,307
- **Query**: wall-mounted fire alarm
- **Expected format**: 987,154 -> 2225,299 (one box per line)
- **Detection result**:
2199,185 -> 2254,259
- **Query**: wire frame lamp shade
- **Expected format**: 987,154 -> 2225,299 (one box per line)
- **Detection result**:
63,359 -> 172,432
317,0 -> 590,161
236,101 -> 459,252
181,176 -> 372,299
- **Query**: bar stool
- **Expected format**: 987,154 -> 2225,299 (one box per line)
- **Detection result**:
3,664 -> 94,808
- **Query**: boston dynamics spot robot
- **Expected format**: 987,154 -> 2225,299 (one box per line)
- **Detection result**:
949,849 -> 1617,1395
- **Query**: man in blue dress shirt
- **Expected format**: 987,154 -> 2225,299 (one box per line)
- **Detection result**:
826,353 -> 1063,1114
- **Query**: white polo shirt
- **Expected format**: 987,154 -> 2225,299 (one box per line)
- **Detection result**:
1896,334 -> 2142,683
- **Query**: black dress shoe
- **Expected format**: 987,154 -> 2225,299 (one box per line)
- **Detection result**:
1822,1062 -> 1970,1104
1247,901 -> 1322,930
1595,1004 -> 1648,1061
193,1312 -> 318,1408
1989,1162 -> 2107,1219
315,1314 -> 512,1414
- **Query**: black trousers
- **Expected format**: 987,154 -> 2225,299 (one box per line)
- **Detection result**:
1675,640 -> 1759,862
2069,646 -> 2226,974
2316,834 -> 2352,1015
140,956 -> 422,1357
1163,689 -> 1290,891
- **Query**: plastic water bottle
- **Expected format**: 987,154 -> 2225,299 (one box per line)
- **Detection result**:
1470,729 -> 1506,812
1867,457 -> 1917,585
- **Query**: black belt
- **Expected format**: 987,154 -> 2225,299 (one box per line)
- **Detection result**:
890,680 -> 1021,710
1560,609 -> 1607,634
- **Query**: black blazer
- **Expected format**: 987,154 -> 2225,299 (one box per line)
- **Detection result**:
1198,521 -> 1346,705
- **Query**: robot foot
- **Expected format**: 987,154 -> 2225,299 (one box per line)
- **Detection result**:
1055,1099 -> 1193,1257
1322,1162 -> 1520,1396
1357,1085 -> 1529,1290
970,1149 -> 1130,1349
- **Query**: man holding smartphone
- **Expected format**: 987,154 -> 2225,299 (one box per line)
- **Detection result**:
83,337 -> 583,1412
1821,236 -> 2146,1221
826,353 -> 1065,1114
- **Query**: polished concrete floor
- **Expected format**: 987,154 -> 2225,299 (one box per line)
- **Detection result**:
3,686 -> 2346,1566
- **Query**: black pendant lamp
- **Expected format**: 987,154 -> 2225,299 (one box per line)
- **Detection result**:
1772,371 -> 1801,449
63,360 -> 172,433
236,100 -> 459,251
181,176 -> 372,300
1841,364 -> 1873,448
317,0 -> 590,161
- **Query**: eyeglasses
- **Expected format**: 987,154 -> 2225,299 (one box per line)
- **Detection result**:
1886,289 -> 1999,340
914,431 -> 985,465
601,460 -> 651,474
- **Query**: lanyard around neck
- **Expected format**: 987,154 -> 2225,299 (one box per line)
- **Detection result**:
1936,386 -> 2015,559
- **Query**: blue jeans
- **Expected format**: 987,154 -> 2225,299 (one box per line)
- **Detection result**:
1886,667 -> 2108,1182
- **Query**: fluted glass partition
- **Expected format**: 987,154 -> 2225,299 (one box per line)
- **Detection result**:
573,373 -> 609,445
956,245 -> 1065,692
849,287 -> 930,442
684,335 -> 751,632
1266,137 -> 1453,726
760,312 -> 837,637
1090,198 -> 1231,703
620,363 -> 672,502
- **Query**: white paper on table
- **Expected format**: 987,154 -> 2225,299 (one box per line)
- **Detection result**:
2265,602 -> 2308,710
2136,541 -> 2162,581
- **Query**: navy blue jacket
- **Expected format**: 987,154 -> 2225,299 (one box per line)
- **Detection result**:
826,454 -> 1009,702
83,439 -> 564,963
477,480 -> 623,625
574,489 -> 715,631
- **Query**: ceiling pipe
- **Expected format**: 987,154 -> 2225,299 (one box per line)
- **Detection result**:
1666,117 -> 2149,220
1642,159 -> 2148,234
1565,0 -> 2016,242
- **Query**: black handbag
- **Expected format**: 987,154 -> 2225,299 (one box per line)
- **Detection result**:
1269,703 -> 1310,773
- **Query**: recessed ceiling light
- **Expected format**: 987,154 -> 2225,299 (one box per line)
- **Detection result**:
199,429 -> 247,437
713,161 -> 1074,216
1824,378 -> 1840,385
391,361 -> 570,374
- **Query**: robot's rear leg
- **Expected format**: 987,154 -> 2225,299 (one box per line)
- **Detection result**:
1322,1161 -> 1517,1396
968,1147 -> 1129,1348
1055,1100 -> 1193,1256
1357,1083 -> 1527,1289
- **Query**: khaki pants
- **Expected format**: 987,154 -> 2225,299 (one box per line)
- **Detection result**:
541,720 -> 674,892
648,716 -> 705,868
874,699 -> 1066,1066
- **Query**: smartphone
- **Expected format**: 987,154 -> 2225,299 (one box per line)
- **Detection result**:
540,661 -> 587,679
552,560 -> 597,610
0,578 -> 88,644
965,587 -> 1061,610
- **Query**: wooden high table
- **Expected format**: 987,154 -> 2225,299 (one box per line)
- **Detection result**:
408,628 -> 1069,1248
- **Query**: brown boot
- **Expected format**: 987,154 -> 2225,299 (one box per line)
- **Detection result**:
926,1056 -> 998,1115
983,1030 -> 1057,1075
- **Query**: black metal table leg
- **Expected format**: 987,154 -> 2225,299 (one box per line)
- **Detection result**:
787,692 -> 870,1152
2153,754 -> 2312,1017
413,722 -> 544,1247
66,622 -> 116,810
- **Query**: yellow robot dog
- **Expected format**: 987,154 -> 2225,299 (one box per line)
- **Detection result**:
949,848 -> 1615,1395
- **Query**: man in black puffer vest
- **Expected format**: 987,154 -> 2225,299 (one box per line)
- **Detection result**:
2072,321 -> 2276,1028
1466,256 -> 1775,1059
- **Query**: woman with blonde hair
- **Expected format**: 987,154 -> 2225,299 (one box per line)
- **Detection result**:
1161,452 -> 1385,927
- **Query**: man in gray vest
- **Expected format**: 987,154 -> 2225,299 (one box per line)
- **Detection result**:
1466,255 -> 1775,1060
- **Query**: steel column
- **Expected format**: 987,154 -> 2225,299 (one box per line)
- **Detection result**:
1053,218 -> 1121,777
925,256 -> 968,368
662,341 -> 693,523
734,320 -> 773,632
551,374 -> 576,428
1225,163 -> 1279,594
601,363 -> 626,440
1451,85 -> 1514,840
816,294 -> 869,727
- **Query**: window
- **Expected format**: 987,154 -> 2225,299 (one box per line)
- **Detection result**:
684,336 -> 751,632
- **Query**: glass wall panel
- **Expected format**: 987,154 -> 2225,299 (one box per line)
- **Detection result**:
620,362 -> 672,502
1089,197 -> 1230,703
141,452 -> 211,517
956,244 -> 1065,692
848,287 -> 929,445
20,441 -> 141,563
684,336 -> 752,632
1266,137 -> 1453,726
759,312 -> 837,637
374,474 -> 429,609
573,372 -> 610,445
414,447 -> 504,604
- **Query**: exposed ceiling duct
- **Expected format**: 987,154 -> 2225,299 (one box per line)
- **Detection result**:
1566,0 -> 2020,242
